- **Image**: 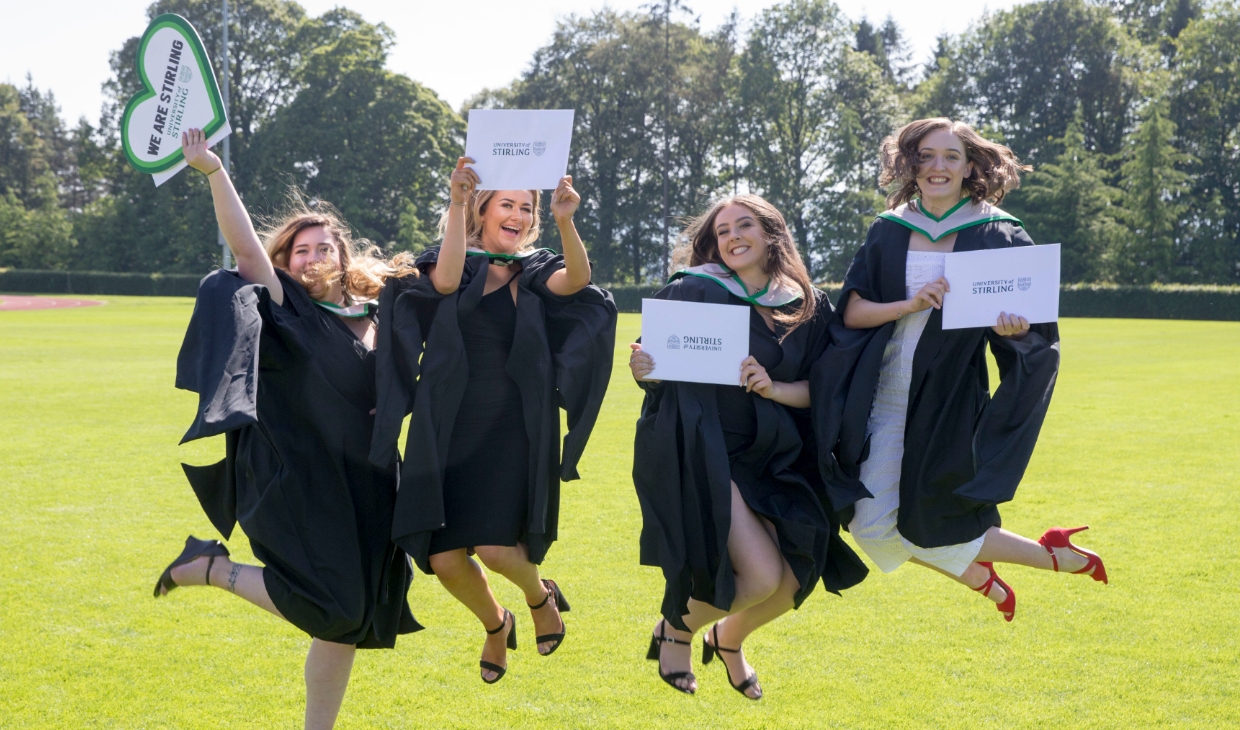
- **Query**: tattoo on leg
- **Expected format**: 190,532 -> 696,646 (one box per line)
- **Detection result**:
227,564 -> 242,593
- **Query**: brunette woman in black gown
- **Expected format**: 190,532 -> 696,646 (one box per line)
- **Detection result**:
153,129 -> 419,730
630,196 -> 867,698
369,157 -> 614,683
821,118 -> 1107,622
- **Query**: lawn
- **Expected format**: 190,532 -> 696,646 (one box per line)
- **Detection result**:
1,297 -> 1237,729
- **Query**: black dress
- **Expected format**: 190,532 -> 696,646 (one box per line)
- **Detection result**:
633,275 -> 868,631
176,269 -> 420,648
369,249 -> 617,573
429,282 -> 531,554
813,217 -> 1061,547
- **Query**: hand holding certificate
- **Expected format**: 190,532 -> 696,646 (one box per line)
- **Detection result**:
464,109 -> 575,190
942,244 -> 1061,330
637,299 -> 750,386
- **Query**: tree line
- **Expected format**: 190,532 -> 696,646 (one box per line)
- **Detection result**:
1,0 -> 1236,285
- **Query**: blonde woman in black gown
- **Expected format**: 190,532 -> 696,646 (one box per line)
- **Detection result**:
368,157 -> 616,683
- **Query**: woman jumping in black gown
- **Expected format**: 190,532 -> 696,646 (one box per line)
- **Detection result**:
153,129 -> 420,729
630,195 -> 867,699
368,157 -> 615,683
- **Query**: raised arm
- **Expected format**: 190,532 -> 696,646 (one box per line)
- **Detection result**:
182,128 -> 283,304
545,176 -> 591,296
430,157 -> 478,295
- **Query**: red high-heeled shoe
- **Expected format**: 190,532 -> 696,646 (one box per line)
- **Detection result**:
974,562 -> 1016,622
1038,526 -> 1108,584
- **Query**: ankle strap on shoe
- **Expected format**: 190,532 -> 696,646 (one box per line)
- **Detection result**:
527,589 -> 552,610
487,610 -> 510,635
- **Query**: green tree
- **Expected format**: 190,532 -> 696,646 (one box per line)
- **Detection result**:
1008,111 -> 1124,282
737,0 -> 898,279
488,9 -> 733,283
0,83 -> 75,269
247,9 -> 462,249
1168,1 -> 1240,283
1111,100 -> 1192,283
917,0 -> 1148,164
1105,0 -> 1201,55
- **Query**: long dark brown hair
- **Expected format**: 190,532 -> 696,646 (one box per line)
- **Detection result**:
880,118 -> 1032,209
671,194 -> 817,334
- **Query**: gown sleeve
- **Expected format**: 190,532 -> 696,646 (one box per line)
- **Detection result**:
957,225 -> 1061,505
369,271 -> 429,468
174,268 -> 312,537
811,224 -> 889,514
523,251 -> 618,481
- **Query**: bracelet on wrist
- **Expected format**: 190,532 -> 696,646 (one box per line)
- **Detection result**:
449,201 -> 466,208
205,166 -> 223,177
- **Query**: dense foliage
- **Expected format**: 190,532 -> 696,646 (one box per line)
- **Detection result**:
1,0 -> 1236,284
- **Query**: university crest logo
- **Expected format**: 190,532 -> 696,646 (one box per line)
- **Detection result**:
666,334 -> 681,350
532,141 -> 547,157
1017,277 -> 1032,291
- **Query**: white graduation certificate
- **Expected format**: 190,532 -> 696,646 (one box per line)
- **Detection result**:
464,109 -> 575,190
941,244 -> 1061,330
641,299 -> 750,386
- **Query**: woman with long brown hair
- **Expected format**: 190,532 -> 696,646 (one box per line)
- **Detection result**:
368,157 -> 616,684
152,129 -> 420,729
630,195 -> 867,699
821,118 -> 1107,623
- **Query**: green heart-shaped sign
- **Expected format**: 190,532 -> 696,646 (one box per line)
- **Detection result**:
121,14 -> 227,175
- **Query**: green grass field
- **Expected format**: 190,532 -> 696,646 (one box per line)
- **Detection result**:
1,297 -> 1237,729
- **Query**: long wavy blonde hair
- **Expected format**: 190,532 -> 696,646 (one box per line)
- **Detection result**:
261,198 -> 416,303
671,194 -> 817,334
435,189 -> 543,251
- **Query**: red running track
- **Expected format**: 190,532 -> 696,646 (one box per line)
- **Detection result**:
0,296 -> 105,311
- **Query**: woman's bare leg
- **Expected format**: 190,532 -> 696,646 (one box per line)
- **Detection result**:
910,557 -> 1008,605
975,527 -> 1089,573
472,544 -> 564,655
655,482 -> 784,693
428,549 -> 509,682
165,556 -> 355,728
164,555 -> 283,618
707,516 -> 799,699
304,639 -> 355,730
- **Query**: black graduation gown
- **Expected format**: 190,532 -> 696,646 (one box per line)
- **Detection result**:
814,219 -> 1061,548
633,275 -> 868,631
175,269 -> 420,648
369,248 -> 617,573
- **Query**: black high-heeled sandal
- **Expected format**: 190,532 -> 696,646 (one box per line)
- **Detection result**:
153,535 -> 230,598
527,578 -> 570,656
702,624 -> 761,700
646,619 -> 695,695
480,608 -> 517,684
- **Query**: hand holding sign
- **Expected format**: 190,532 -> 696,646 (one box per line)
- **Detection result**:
628,343 -> 658,383
993,312 -> 1030,339
181,128 -> 222,175
550,176 -> 581,222
121,14 -> 229,186
450,157 -> 480,204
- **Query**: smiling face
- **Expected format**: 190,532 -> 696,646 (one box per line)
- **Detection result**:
478,190 -> 536,254
915,128 -> 974,208
286,225 -> 341,278
713,203 -> 770,276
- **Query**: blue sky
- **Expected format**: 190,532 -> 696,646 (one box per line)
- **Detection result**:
1,0 -> 1024,125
